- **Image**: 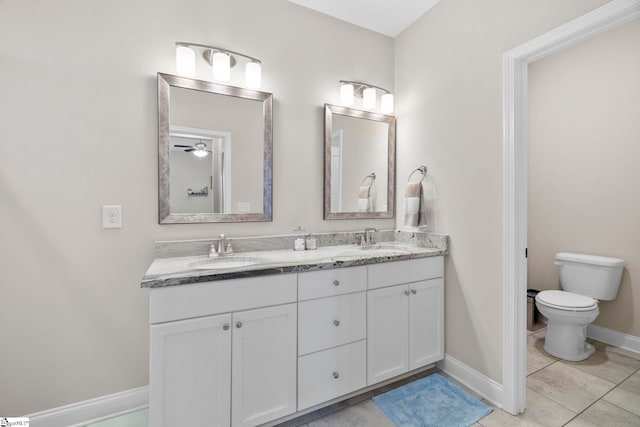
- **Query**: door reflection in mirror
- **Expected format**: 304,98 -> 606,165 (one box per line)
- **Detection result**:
169,126 -> 231,214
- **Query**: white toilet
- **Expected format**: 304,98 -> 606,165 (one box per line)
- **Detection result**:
535,252 -> 624,361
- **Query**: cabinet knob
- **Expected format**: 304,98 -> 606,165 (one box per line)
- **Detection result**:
411,289 -> 417,294
332,371 -> 340,379
236,321 -> 243,329
333,319 -> 340,327
333,280 -> 340,286
404,290 -> 410,296
222,323 -> 230,331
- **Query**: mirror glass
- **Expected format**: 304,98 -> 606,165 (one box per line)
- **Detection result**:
324,104 -> 396,219
158,73 -> 272,223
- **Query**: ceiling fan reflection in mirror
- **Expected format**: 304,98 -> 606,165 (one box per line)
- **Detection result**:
173,140 -> 212,157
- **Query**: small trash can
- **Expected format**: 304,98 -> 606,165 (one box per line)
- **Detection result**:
527,289 -> 544,331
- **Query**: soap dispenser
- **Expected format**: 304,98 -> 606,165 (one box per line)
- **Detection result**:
294,237 -> 305,251
305,233 -> 317,250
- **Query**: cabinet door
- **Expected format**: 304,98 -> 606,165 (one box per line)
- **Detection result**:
150,314 -> 232,427
367,285 -> 409,385
232,303 -> 297,427
409,278 -> 444,369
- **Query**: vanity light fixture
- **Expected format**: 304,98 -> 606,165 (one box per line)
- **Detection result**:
339,80 -> 393,113
340,83 -> 355,106
245,61 -> 262,89
176,45 -> 196,76
211,51 -> 231,82
175,42 -> 262,89
380,93 -> 394,114
362,87 -> 376,109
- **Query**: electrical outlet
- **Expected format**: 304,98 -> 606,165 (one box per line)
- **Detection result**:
103,205 -> 122,229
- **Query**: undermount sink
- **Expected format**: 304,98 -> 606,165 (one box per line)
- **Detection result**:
358,243 -> 410,251
190,257 -> 262,270
338,242 -> 415,255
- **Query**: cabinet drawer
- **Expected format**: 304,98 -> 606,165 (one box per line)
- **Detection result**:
298,266 -> 367,301
298,292 -> 366,356
368,257 -> 443,290
298,340 -> 366,411
150,274 -> 297,324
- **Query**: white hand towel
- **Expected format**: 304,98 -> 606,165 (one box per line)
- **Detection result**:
358,186 -> 372,212
404,182 -> 422,227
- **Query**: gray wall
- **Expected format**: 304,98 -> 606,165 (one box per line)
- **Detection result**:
0,0 -> 393,415
528,18 -> 640,336
394,0 -> 609,383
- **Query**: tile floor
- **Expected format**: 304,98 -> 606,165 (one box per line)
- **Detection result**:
90,330 -> 640,426
278,329 -> 640,427
513,328 -> 640,427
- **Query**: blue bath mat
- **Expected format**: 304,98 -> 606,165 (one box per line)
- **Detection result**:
372,374 -> 492,427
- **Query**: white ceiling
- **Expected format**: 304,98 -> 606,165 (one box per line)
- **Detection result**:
288,0 -> 441,37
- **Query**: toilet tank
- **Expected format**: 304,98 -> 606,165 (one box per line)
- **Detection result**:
556,253 -> 624,301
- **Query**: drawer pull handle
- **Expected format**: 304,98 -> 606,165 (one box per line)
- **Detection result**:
333,280 -> 340,286
222,323 -> 230,331
332,371 -> 340,379
236,321 -> 243,329
411,289 -> 417,294
333,320 -> 340,327
404,290 -> 410,296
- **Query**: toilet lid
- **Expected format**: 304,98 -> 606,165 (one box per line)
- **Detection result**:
536,290 -> 597,310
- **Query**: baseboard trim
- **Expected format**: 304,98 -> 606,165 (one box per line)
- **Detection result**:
26,386 -> 148,427
588,324 -> 640,354
437,353 -> 503,408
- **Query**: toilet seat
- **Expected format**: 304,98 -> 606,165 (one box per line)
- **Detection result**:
536,290 -> 597,312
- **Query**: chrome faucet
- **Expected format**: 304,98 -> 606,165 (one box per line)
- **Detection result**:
363,227 -> 378,245
209,234 -> 234,257
209,234 -> 226,258
217,234 -> 226,255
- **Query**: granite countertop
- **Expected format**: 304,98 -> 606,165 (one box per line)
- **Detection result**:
141,230 -> 449,288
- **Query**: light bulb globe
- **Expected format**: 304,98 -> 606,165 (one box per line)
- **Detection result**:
245,62 -> 262,89
176,46 -> 196,77
381,93 -> 394,114
212,52 -> 231,82
340,84 -> 354,106
363,87 -> 376,109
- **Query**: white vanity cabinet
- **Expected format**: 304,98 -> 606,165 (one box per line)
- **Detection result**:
148,255 -> 445,426
149,275 -> 298,427
367,258 -> 444,385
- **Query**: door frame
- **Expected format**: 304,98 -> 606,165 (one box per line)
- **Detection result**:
501,0 -> 640,415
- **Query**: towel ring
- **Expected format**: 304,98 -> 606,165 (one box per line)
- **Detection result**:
408,165 -> 427,184
360,172 -> 376,187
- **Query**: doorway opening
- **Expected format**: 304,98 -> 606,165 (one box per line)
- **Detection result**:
501,0 -> 640,415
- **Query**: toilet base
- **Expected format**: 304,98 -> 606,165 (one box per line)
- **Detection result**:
544,341 -> 595,362
543,322 -> 595,361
